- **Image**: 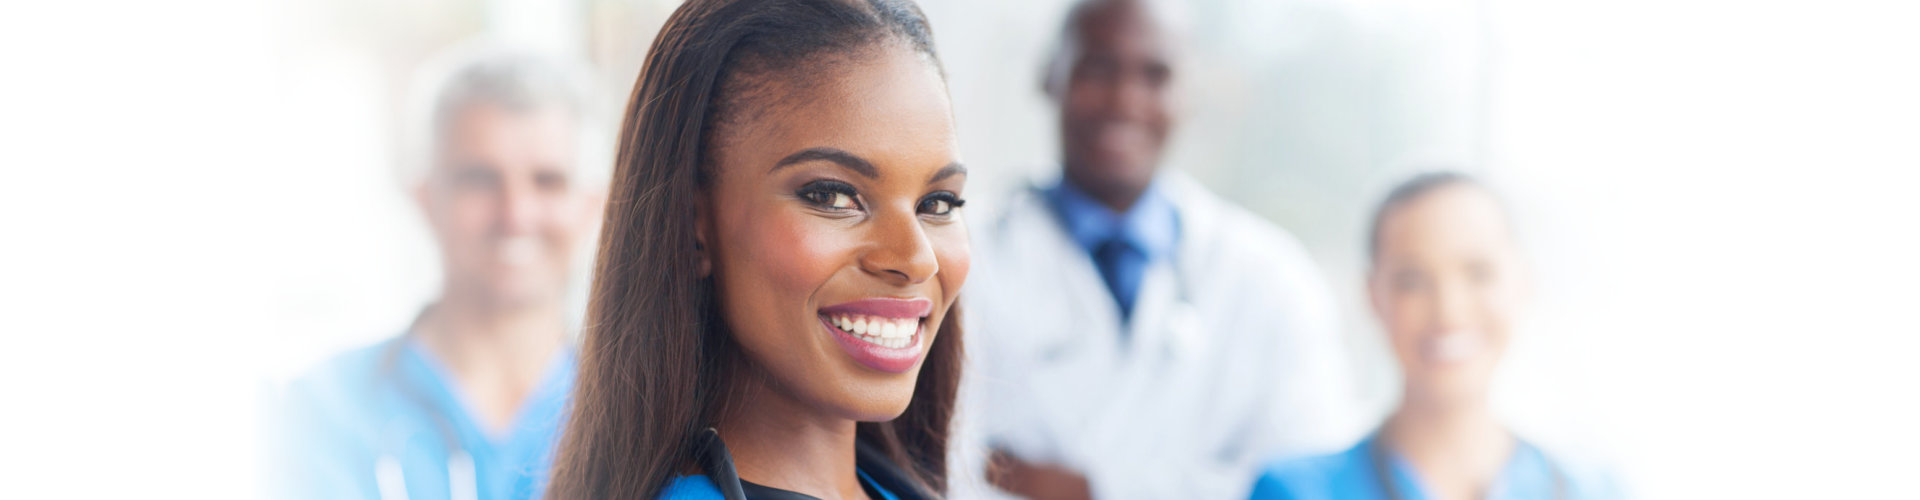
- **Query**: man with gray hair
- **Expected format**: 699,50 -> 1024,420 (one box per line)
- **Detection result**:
963,0 -> 1358,498
270,42 -> 605,500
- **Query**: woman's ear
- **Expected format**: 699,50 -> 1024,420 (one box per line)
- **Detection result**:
694,192 -> 714,277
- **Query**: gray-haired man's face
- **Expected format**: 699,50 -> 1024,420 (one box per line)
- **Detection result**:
417,102 -> 602,310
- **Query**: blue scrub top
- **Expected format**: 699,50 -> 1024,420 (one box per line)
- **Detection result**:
656,470 -> 902,500
1249,433 -> 1622,500
270,337 -> 577,500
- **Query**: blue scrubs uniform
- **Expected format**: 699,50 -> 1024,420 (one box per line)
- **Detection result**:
1249,433 -> 1622,500
656,470 -> 903,500
270,338 -> 577,500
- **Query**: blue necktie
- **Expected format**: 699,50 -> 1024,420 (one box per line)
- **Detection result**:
1094,235 -> 1146,322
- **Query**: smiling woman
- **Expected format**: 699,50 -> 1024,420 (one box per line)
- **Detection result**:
1250,173 -> 1621,500
543,1 -> 967,500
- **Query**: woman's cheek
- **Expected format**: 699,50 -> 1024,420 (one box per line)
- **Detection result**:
1386,298 -> 1429,366
754,212 -> 858,294
1384,295 -> 1420,339
1482,304 -> 1513,365
933,227 -> 971,301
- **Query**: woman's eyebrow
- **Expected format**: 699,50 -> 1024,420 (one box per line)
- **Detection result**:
929,162 -> 966,183
770,147 -> 878,179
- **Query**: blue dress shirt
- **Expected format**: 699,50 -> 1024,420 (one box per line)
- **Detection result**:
1044,178 -> 1180,322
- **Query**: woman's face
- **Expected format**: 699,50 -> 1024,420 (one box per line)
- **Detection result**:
1368,185 -> 1524,406
702,45 -> 969,421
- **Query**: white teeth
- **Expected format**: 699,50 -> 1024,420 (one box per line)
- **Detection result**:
889,319 -> 918,338
826,313 -> 922,348
1421,331 -> 1484,364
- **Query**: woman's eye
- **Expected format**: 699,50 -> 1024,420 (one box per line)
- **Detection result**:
818,192 -> 857,209
798,181 -> 861,211
918,193 -> 966,216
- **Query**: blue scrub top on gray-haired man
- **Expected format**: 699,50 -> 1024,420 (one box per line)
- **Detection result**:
267,42 -> 606,500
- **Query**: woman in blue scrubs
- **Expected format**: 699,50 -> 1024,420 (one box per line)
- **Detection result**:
542,1 -> 969,499
1250,173 -> 1620,500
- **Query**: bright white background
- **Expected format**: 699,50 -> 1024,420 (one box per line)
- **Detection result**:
2,0 -> 1916,498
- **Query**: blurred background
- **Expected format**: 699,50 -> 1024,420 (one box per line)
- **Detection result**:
3,0 -> 1917,498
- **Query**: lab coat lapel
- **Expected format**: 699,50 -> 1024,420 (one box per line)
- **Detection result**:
1078,173 -> 1217,462
1124,172 -> 1217,363
1001,188 -> 1127,458
1027,187 -> 1126,361
1165,173 -> 1220,359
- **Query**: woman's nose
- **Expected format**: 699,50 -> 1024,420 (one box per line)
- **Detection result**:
1431,278 -> 1476,329
858,210 -> 939,285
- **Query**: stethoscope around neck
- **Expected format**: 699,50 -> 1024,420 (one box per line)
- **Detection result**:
373,333 -> 481,500
1122,229 -> 1201,355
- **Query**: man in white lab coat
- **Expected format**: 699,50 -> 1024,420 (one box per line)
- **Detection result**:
961,1 -> 1358,498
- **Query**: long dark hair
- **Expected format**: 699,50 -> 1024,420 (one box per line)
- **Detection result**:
545,1 -> 956,498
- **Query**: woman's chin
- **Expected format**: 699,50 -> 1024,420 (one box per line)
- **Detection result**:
835,379 -> 920,422
1406,369 -> 1495,404
845,405 -> 912,423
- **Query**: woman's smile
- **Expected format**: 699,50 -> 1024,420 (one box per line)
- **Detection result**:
818,297 -> 932,373
1416,329 -> 1489,366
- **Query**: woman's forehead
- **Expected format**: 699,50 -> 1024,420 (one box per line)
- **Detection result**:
1378,186 -> 1514,254
713,48 -> 956,175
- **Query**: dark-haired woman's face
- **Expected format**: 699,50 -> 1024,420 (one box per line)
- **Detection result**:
1368,185 -> 1523,406
702,46 -> 968,421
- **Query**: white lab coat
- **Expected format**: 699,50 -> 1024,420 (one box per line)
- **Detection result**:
953,171 -> 1359,500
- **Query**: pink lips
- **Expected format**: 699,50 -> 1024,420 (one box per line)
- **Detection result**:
819,297 -> 932,373
819,297 -> 933,318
